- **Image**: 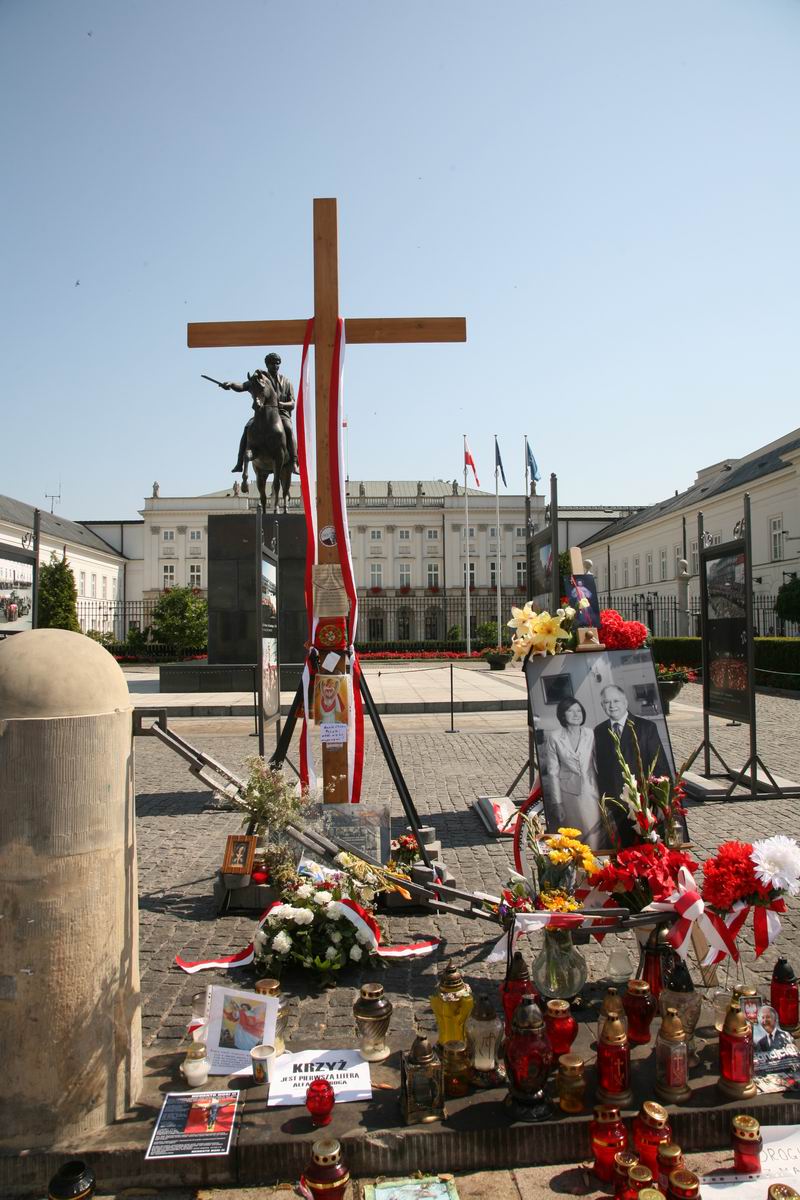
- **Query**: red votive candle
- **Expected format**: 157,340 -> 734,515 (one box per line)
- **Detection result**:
305,1078 -> 335,1126
590,1104 -> 628,1182
545,999 -> 578,1056
731,1114 -> 762,1174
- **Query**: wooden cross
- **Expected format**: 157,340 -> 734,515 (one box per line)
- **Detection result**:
188,197 -> 466,801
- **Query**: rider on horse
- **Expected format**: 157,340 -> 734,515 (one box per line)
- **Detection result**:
221,352 -> 299,476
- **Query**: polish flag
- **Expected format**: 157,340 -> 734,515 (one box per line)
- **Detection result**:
464,439 -> 480,487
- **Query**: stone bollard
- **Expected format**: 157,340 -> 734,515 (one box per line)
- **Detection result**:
0,629 -> 142,1148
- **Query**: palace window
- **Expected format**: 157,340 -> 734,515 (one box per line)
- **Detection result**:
101,576 -> 108,599
370,529 -> 382,541
771,516 -> 784,562
426,528 -> 439,540
189,564 -> 202,588
398,563 -> 411,588
515,526 -> 526,539
370,562 -> 383,588
90,573 -> 97,598
190,529 -> 202,542
690,540 -> 699,575
163,529 -> 175,542
612,563 -> 618,589
489,561 -> 498,586
427,562 -> 440,587
79,571 -> 86,596
163,564 -> 175,589
659,548 -> 668,581
398,528 -> 410,541
463,562 -> 476,586
623,559 -> 629,588
463,526 -> 475,540
633,555 -> 640,585
646,552 -> 653,583
516,560 -> 526,587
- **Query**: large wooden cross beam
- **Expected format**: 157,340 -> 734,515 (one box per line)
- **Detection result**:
188,197 -> 466,800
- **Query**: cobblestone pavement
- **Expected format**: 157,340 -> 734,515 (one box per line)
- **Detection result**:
135,684 -> 800,1055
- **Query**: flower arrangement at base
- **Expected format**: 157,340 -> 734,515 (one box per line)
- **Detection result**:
597,609 -> 649,650
389,834 -> 421,870
656,663 -> 697,684
507,604 -> 576,659
701,836 -> 800,957
589,842 -> 699,912
253,873 -> 381,979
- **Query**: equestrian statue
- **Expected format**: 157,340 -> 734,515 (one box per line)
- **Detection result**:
204,353 -> 299,513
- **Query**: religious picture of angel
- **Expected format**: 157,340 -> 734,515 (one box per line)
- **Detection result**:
219,996 -> 268,1052
314,675 -> 349,725
562,573 -> 601,628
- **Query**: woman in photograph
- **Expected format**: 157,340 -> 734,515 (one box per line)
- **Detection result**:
541,697 -> 603,849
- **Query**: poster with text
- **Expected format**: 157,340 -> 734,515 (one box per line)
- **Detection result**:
267,1049 -> 372,1107
145,1091 -> 238,1160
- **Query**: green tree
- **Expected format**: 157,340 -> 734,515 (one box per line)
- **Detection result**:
37,552 -> 80,632
150,586 -> 208,656
775,576 -> 800,625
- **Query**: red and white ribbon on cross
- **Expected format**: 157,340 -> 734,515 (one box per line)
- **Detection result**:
701,901 -> 749,967
296,318 -> 365,802
174,897 -> 439,974
643,866 -> 740,961
573,883 -> 626,943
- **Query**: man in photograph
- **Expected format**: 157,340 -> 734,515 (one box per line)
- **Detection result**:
594,683 -> 670,846
753,1005 -> 793,1054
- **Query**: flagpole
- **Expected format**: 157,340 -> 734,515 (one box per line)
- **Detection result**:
524,435 -> 531,600
464,435 -> 471,656
495,436 -> 502,648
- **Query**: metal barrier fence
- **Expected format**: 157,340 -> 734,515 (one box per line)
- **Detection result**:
77,590 -> 796,647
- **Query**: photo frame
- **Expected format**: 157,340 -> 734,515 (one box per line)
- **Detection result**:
222,834 -> 257,876
524,648 -> 685,854
203,984 -> 279,1076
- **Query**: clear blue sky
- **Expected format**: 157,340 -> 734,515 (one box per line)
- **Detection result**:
2,1 -> 799,520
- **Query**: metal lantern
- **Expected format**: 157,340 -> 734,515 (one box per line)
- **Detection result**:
771,958 -> 800,1034
500,950 -> 539,1036
718,1001 -> 756,1100
659,959 -> 702,1064
503,994 -> 553,1121
465,992 -> 504,1087
400,1035 -> 446,1125
655,1007 -> 691,1105
47,1162 -> 96,1200
597,986 -> 628,1043
352,982 -> 393,1062
429,961 -> 474,1047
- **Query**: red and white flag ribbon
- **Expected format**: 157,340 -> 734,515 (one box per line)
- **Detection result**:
296,318 -> 365,802
643,866 -> 740,961
753,898 -> 786,957
701,901 -> 749,967
175,897 -> 439,974
487,909 -> 618,963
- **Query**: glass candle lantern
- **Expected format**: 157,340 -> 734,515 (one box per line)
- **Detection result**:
624,979 -> 657,1045
181,1041 -> 210,1088
638,1188 -> 666,1200
713,988 -> 732,1033
597,1014 -> 633,1107
465,993 -> 504,1087
655,1008 -> 691,1105
430,962 -> 473,1048
613,1151 -> 640,1199
442,1040 -> 471,1098
400,1035 -> 446,1125
598,987 -> 628,1043
503,994 -> 553,1120
625,1164 -> 655,1200
255,977 -> 289,1056
657,1144 -> 684,1192
191,989 -> 208,1022
666,1170 -> 700,1200
771,958 -> 800,1034
532,927 -> 588,999
590,1105 -> 629,1182
352,982 -> 393,1062
47,1161 -> 97,1200
302,1137 -> 350,1200
546,999 -> 578,1056
607,944 -> 636,985
500,950 -> 539,1036
731,1114 -> 762,1174
632,1102 -> 672,1175
306,1078 -> 335,1127
659,960 -> 702,1064
556,1053 -> 586,1113
718,1001 -> 756,1100
641,926 -> 676,1000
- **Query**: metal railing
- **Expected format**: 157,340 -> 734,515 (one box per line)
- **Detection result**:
602,592 -> 798,638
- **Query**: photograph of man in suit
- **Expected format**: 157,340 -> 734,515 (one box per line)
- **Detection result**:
594,683 -> 671,846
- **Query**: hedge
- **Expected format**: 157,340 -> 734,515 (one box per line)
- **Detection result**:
651,638 -> 702,668
651,637 -> 800,690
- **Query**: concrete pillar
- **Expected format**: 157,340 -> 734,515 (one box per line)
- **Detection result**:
0,629 -> 141,1148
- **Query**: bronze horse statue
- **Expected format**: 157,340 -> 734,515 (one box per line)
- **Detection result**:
242,386 -> 292,513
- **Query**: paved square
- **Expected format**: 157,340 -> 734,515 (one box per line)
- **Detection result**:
134,683 -> 800,1054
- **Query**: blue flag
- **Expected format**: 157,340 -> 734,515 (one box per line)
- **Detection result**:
526,441 -> 541,483
494,436 -> 507,487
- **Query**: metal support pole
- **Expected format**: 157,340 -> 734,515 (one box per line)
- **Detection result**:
31,508 -> 41,629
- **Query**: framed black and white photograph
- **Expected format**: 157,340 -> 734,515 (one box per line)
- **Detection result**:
524,648 -> 680,853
